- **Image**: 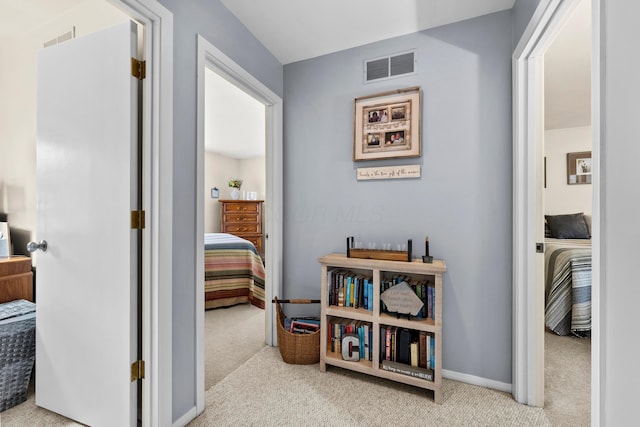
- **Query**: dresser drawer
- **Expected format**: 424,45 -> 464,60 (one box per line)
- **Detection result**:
224,223 -> 260,234
223,213 -> 259,223
222,202 -> 260,214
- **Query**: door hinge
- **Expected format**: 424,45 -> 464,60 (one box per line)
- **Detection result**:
131,210 -> 146,229
131,360 -> 145,382
536,242 -> 545,253
131,58 -> 146,80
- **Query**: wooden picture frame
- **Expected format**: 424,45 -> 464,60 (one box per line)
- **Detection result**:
353,86 -> 421,161
567,151 -> 592,185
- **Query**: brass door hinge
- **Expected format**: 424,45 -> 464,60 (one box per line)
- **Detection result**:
131,210 -> 146,229
131,58 -> 146,80
131,360 -> 145,382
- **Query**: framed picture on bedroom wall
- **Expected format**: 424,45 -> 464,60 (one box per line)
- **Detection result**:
353,86 -> 421,161
567,151 -> 592,185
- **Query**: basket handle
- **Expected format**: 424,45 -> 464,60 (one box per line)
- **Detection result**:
272,298 -> 320,304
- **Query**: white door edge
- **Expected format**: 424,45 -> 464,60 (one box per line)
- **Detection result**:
512,0 -> 601,422
195,34 -> 284,415
108,1 -> 173,426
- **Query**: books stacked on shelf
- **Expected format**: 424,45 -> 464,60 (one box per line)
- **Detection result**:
290,319 -> 320,334
380,276 -> 436,320
327,268 -> 374,310
327,317 -> 373,362
379,326 -> 435,379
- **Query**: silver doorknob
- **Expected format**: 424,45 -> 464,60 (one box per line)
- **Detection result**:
27,240 -> 48,253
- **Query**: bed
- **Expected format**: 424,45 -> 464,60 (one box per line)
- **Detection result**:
544,213 -> 592,336
204,233 -> 265,309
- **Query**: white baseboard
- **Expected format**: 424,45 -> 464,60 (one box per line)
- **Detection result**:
442,369 -> 512,393
172,406 -> 198,427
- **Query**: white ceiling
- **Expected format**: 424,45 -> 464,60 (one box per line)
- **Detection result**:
220,0 -> 516,65
0,0 -> 86,37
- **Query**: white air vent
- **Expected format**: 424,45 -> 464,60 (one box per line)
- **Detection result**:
44,27 -> 76,48
364,49 -> 416,83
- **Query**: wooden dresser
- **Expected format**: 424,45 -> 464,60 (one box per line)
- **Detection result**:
0,256 -> 33,303
219,200 -> 264,258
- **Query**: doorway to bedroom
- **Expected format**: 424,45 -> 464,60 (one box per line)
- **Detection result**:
540,0 -> 592,424
195,34 -> 283,409
202,67 -> 267,390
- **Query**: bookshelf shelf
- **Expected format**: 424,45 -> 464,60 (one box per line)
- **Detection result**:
325,306 -> 372,322
319,253 -> 446,403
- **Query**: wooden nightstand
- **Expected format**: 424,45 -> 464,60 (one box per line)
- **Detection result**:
0,256 -> 33,303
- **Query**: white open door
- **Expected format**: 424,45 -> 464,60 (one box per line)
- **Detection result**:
35,21 -> 140,426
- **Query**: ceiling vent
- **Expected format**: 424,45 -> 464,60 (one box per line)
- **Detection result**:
44,27 -> 75,48
364,49 -> 417,83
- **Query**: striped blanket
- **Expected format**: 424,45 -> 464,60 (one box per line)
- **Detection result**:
204,233 -> 265,309
544,241 -> 591,336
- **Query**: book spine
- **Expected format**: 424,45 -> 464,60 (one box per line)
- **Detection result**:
430,334 -> 435,369
353,276 -> 359,309
346,276 -> 352,307
369,327 -> 373,361
418,331 -> 426,368
432,287 -> 436,320
410,342 -> 418,367
363,324 -> 369,361
363,278 -> 368,310
385,327 -> 391,361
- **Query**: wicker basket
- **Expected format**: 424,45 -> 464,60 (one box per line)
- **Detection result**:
274,297 -> 320,365
0,299 -> 36,412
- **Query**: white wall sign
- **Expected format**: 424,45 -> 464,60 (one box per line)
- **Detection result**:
356,165 -> 421,180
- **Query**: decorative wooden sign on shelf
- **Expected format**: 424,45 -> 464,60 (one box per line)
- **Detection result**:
346,236 -> 412,262
380,281 -> 424,318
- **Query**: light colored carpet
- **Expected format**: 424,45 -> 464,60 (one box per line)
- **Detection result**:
190,346 -> 550,427
204,303 -> 266,390
544,330 -> 591,426
0,305 -> 589,426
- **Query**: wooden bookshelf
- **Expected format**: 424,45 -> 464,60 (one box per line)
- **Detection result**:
318,253 -> 446,403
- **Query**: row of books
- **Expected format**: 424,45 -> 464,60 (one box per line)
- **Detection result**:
327,268 -> 374,310
327,318 -> 373,362
326,318 -> 435,378
379,326 -> 435,373
326,269 -> 436,321
380,276 -> 436,320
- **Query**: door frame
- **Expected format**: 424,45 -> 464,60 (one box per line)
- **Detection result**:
195,35 -> 284,414
107,1 -> 173,425
512,0 -> 601,422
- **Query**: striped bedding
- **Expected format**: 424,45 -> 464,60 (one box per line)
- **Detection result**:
204,233 -> 265,309
544,239 -> 591,336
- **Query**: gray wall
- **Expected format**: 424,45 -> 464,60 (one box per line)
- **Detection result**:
155,0 -> 283,421
512,0 -> 543,47
600,1 -> 640,423
283,11 -> 513,384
